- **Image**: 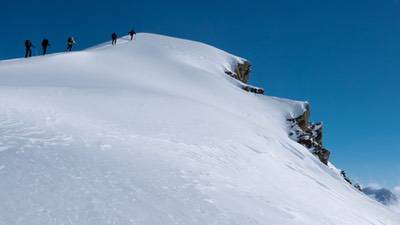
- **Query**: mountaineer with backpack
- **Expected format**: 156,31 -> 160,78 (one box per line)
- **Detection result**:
41,39 -> 50,55
66,37 -> 76,51
128,29 -> 136,40
24,40 -> 34,58
111,32 -> 118,45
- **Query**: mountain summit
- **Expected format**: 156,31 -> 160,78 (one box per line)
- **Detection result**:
363,187 -> 399,206
0,33 -> 399,225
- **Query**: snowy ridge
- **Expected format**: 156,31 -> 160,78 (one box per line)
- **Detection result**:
0,33 -> 399,225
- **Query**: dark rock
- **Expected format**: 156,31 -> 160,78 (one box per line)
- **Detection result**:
225,61 -> 263,95
354,184 -> 362,191
288,104 -> 330,165
290,104 -> 310,131
288,104 -> 358,187
340,170 -> 352,185
256,88 -> 264,94
316,148 -> 330,165
241,85 -> 265,95
224,61 -> 251,84
224,70 -> 234,76
234,61 -> 251,84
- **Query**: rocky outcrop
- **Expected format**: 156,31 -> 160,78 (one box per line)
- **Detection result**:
354,184 -> 362,191
340,171 -> 363,191
288,105 -> 364,190
340,170 -> 353,185
234,61 -> 251,84
288,103 -> 331,165
225,61 -> 264,94
242,85 -> 265,94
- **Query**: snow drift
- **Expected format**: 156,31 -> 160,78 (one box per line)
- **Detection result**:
0,33 -> 399,225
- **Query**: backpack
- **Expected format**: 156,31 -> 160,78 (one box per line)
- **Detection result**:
67,37 -> 75,45
42,39 -> 49,46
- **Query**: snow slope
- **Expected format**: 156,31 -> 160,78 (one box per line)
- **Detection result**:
0,33 -> 399,225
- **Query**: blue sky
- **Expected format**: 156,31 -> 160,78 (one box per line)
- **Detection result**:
1,0 -> 399,188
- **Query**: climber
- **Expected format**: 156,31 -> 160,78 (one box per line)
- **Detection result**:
111,32 -> 118,45
24,40 -> 34,58
41,38 -> 50,55
66,37 -> 76,51
128,29 -> 136,40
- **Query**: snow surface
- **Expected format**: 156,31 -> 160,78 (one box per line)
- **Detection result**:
0,33 -> 399,225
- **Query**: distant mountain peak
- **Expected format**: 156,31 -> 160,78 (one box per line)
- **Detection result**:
363,186 -> 398,206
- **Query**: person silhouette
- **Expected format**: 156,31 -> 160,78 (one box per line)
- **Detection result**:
111,32 -> 118,45
128,29 -> 136,40
24,40 -> 34,58
41,39 -> 50,55
66,37 -> 76,51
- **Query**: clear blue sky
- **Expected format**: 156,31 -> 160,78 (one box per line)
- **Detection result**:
1,0 -> 399,188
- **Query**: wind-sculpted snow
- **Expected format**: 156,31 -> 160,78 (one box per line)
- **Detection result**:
0,33 -> 399,225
